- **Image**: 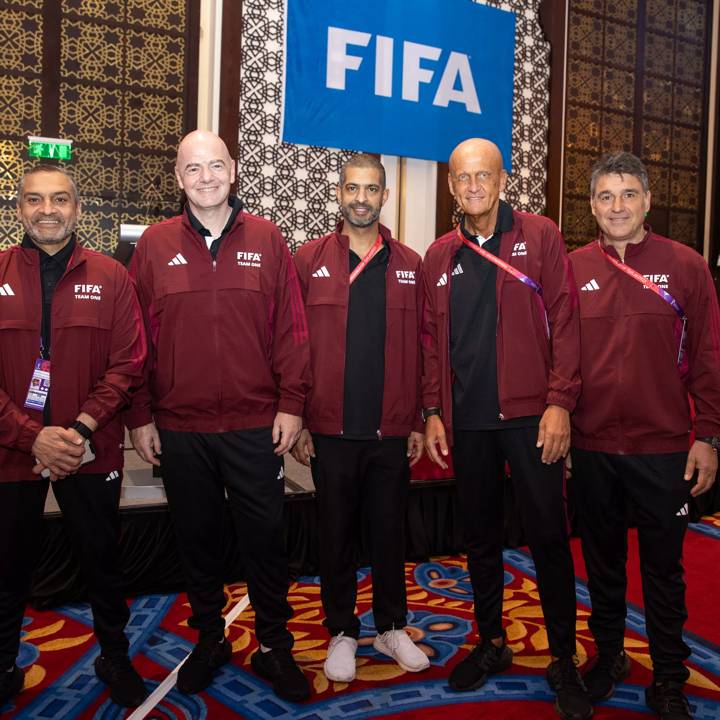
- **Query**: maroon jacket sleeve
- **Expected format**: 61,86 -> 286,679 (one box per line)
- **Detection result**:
538,221 -> 581,412
123,237 -> 155,430
412,255 -> 425,434
420,247 -> 443,412
686,259 -> 720,437
0,389 -> 44,454
80,262 -> 147,429
271,232 -> 311,416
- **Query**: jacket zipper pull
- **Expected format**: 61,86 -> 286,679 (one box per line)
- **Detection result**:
377,429 -> 383,441
212,260 -> 217,272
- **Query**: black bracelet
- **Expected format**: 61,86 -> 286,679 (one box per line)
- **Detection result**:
422,407 -> 442,422
71,420 -> 93,440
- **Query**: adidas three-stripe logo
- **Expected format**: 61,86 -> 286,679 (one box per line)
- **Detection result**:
581,279 -> 600,292
106,470 -> 120,482
452,263 -> 463,277
312,266 -> 330,278
676,503 -> 689,517
0,283 -> 15,296
168,253 -> 188,266
437,273 -> 448,287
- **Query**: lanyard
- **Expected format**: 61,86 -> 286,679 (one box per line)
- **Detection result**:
598,241 -> 687,366
455,225 -> 543,296
349,234 -> 383,285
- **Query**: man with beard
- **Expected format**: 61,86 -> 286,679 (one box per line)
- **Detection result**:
422,139 -> 590,720
126,130 -> 311,701
0,165 -> 148,709
292,154 -> 429,683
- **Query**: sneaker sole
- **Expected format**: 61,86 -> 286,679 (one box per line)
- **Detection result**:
554,698 -> 593,720
323,663 -> 356,683
372,637 -> 430,673
448,649 -> 513,691
94,666 -> 149,707
250,653 -> 310,702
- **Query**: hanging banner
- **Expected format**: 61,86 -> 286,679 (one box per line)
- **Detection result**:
281,0 -> 516,167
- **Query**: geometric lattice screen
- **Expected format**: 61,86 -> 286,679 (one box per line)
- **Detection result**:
562,0 -> 711,251
0,0 -> 197,252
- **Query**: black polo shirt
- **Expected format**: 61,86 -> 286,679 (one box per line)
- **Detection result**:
342,241 -> 389,439
449,201 -> 538,430
186,196 -> 242,259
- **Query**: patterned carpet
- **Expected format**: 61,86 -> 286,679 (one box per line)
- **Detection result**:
3,517 -> 720,719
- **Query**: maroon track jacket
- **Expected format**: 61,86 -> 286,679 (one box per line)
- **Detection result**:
125,209 -> 311,433
293,223 -> 423,437
0,242 -> 146,481
570,231 -> 720,454
421,209 -> 581,443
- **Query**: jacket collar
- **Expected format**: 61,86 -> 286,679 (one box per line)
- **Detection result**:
181,195 -> 243,236
598,224 -> 652,261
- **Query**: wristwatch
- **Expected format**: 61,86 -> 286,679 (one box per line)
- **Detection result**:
697,436 -> 720,451
422,407 -> 442,422
71,420 -> 93,440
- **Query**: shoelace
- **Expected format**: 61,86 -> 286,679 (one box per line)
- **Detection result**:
265,648 -> 296,673
190,639 -> 224,664
655,684 -> 690,714
467,642 -> 503,672
554,658 -> 585,691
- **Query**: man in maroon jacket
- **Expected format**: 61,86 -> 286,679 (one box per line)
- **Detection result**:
126,131 -> 311,701
292,154 -> 428,684
0,166 -> 148,709
422,139 -> 591,720
570,152 -> 720,720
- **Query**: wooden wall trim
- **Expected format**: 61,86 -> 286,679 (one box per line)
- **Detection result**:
185,0 -> 202,135
41,0 -> 62,138
219,0 -> 243,162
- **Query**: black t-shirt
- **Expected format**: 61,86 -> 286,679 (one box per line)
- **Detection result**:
449,202 -> 538,430
342,242 -> 389,439
186,196 -> 242,259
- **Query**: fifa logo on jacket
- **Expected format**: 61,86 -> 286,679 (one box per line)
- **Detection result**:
396,270 -> 415,285
237,251 -> 262,268
74,284 -> 102,301
511,242 -> 527,257
643,273 -> 670,289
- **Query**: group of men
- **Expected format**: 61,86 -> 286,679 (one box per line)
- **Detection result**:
0,130 -> 717,720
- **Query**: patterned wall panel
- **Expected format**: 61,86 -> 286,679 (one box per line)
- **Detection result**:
0,0 -> 196,252
562,0 -> 710,250
238,0 -> 551,252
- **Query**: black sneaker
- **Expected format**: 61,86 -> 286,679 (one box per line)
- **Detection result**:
645,680 -> 693,719
94,654 -> 148,708
177,636 -> 232,695
448,640 -> 513,691
0,665 -> 23,707
547,656 -> 593,720
583,650 -> 631,702
251,648 -> 310,702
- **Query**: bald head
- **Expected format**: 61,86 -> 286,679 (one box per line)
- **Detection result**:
175,130 -> 236,216
448,137 -> 507,236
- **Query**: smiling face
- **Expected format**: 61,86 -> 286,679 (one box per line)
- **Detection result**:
16,170 -> 81,252
591,172 -> 651,246
175,131 -> 235,215
336,165 -> 388,229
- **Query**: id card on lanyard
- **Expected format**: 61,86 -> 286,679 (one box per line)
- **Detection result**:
25,358 -> 50,411
598,242 -> 687,366
455,225 -> 549,336
349,234 -> 383,285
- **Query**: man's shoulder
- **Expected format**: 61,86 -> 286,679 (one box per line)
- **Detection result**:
77,245 -> 128,281
388,237 -> 422,267
426,229 -> 457,258
513,209 -> 560,236
295,232 -> 335,260
569,239 -> 599,261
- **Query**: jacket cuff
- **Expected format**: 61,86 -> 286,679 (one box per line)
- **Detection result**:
694,421 -> 720,439
546,391 -> 576,413
17,418 -> 44,454
123,407 -> 154,431
278,397 -> 304,417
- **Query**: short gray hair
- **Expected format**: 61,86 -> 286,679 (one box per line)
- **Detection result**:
17,164 -> 80,203
590,152 -> 649,197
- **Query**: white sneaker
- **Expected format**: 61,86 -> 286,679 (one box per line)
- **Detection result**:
324,633 -> 358,682
373,629 -> 430,672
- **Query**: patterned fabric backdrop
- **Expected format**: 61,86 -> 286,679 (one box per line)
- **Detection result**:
0,0 -> 193,252
238,0 -> 551,253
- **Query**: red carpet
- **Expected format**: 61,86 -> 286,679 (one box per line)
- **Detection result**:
3,515 -> 719,719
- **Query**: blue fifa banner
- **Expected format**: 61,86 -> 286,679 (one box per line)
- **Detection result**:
281,0 -> 516,167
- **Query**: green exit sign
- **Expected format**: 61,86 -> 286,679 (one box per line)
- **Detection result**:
28,136 -> 73,161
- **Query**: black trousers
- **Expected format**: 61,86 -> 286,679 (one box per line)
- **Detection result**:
0,472 -> 129,669
571,449 -> 691,682
311,436 -> 410,638
453,428 -> 577,658
159,428 -> 293,649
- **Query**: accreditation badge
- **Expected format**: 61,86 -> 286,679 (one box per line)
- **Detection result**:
24,358 -> 51,410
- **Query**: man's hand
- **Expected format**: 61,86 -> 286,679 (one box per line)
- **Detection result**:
424,415 -> 449,469
537,405 -> 571,464
31,426 -> 85,480
407,431 -> 424,467
685,440 -> 718,497
129,422 -> 162,467
273,412 -> 302,456
291,428 -> 315,466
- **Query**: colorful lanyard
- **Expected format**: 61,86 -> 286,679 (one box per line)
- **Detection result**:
455,225 -> 543,296
598,241 -> 687,365
349,234 -> 383,285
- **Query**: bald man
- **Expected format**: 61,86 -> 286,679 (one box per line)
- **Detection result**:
126,131 -> 311,701
421,139 -> 590,719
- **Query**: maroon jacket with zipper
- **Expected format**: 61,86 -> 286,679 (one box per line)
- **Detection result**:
421,209 -> 581,444
293,223 -> 423,437
570,230 -> 720,454
0,241 -> 146,481
125,208 -> 311,433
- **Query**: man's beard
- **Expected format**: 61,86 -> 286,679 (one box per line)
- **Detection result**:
340,202 -> 381,228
